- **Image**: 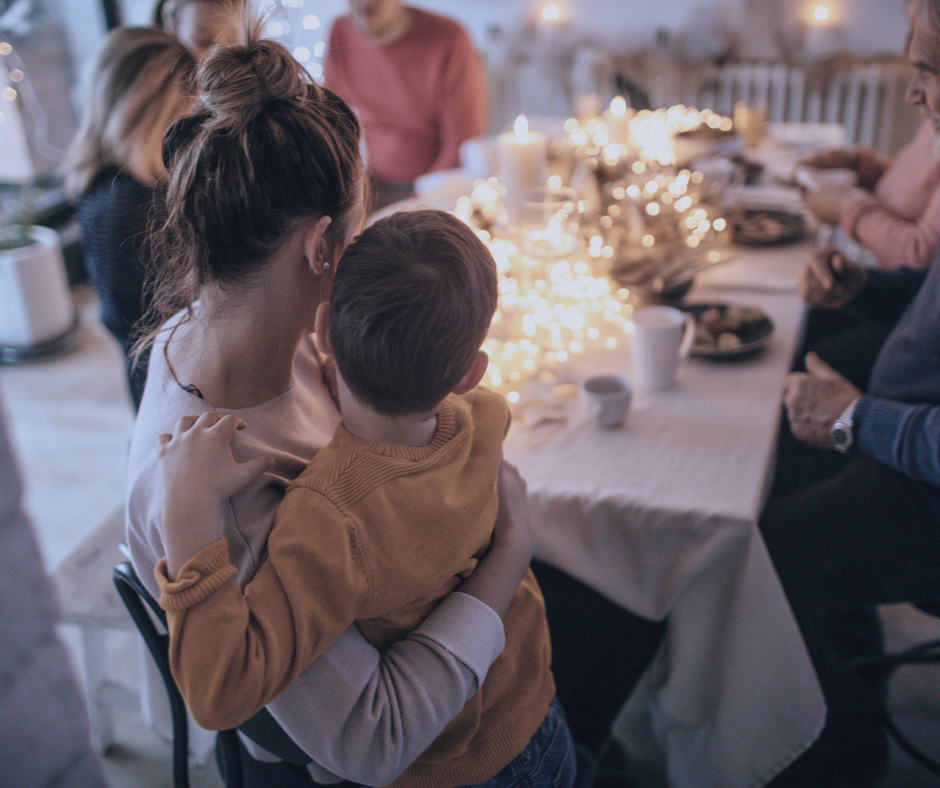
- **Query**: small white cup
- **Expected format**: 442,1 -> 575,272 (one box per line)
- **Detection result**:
631,306 -> 696,392
580,375 -> 632,428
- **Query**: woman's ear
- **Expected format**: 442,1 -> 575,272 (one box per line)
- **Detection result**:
452,350 -> 489,395
303,215 -> 334,274
314,302 -> 333,354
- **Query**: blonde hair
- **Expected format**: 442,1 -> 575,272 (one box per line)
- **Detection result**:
64,27 -> 196,196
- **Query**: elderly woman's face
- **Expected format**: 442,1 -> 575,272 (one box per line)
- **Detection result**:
907,22 -> 940,135
174,2 -> 240,60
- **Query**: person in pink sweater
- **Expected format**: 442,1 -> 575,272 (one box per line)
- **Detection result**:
323,1 -> 486,209
155,210 -> 573,788
802,3 -> 940,270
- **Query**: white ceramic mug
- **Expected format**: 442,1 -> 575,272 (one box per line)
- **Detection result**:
631,306 -> 696,391
580,375 -> 632,428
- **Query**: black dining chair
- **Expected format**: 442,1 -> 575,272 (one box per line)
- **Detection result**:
852,603 -> 940,777
112,562 -> 315,788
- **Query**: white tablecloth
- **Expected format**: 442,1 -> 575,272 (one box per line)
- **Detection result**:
503,241 -> 826,788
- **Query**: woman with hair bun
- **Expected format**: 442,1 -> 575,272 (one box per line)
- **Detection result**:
65,26 -> 197,410
126,19 -> 536,787
152,0 -> 243,60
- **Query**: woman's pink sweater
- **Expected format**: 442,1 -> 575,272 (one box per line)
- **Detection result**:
841,121 -> 940,269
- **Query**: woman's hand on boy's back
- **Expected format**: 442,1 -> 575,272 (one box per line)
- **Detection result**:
158,412 -> 273,578
457,460 -> 533,618
493,460 -> 533,559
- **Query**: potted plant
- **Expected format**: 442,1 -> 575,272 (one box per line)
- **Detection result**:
0,187 -> 78,360
0,188 -> 37,251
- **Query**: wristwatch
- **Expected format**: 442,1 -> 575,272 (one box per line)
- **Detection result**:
830,397 -> 860,454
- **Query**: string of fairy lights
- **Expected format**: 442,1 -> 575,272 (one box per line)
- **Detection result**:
453,105 -> 736,400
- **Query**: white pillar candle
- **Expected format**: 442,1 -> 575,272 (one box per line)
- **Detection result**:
537,3 -> 562,45
603,96 -> 634,146
498,115 -> 547,225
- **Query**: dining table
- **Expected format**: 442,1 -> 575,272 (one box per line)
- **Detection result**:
499,236 -> 826,788
384,128 -> 838,787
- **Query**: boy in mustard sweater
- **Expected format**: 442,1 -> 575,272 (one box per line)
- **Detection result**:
155,209 -> 573,788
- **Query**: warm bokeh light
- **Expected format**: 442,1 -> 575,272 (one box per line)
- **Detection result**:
813,4 -> 830,22
542,4 -> 560,21
450,102 -> 737,393
610,96 -> 627,117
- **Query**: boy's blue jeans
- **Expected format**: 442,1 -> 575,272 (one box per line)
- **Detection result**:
460,697 -> 577,788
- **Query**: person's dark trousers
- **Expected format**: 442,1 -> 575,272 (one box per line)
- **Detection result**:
531,560 -> 665,754
761,306 -> 919,786
761,450 -> 940,786
794,306 -> 893,388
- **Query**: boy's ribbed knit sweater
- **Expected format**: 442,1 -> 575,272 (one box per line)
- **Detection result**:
156,386 -> 555,788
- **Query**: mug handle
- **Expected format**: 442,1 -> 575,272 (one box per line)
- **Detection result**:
679,312 -> 696,358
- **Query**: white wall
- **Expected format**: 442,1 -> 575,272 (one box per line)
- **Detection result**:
270,0 -> 909,59
273,0 -> 736,56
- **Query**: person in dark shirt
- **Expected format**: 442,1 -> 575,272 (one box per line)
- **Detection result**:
64,27 -> 196,410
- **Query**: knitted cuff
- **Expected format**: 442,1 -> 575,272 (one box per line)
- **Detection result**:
852,395 -> 901,462
155,538 -> 238,613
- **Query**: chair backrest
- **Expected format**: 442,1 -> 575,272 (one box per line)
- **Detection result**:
113,561 -> 240,788
113,563 -> 315,788
691,57 -> 919,154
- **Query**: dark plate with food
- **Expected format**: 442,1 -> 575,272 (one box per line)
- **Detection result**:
731,208 -> 805,245
682,302 -> 774,357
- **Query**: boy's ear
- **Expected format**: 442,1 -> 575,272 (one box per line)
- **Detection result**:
314,302 -> 333,355
304,215 -> 334,273
452,350 -> 489,395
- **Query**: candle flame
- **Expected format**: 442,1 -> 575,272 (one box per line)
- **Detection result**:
514,115 -> 529,136
610,96 -> 627,117
813,4 -> 830,22
542,3 -> 560,21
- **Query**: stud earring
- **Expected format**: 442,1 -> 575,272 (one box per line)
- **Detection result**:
322,261 -> 330,272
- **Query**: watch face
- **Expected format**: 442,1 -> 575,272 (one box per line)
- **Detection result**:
832,424 -> 851,450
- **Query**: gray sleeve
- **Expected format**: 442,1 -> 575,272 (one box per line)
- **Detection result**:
265,592 -> 505,785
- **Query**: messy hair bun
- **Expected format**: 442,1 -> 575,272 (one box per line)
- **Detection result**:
197,36 -> 309,126
145,16 -> 363,339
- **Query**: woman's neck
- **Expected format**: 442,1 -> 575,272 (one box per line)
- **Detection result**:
164,218 -> 335,410
167,285 -> 311,410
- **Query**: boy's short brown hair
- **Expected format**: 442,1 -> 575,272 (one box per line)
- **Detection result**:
329,209 -> 498,416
